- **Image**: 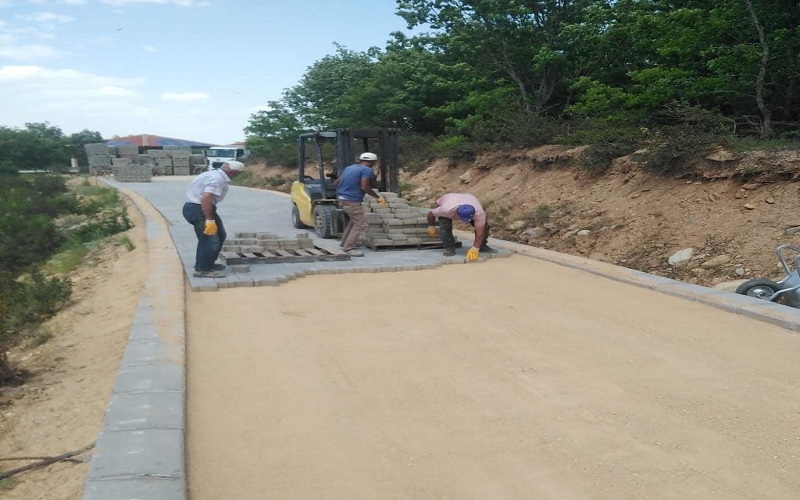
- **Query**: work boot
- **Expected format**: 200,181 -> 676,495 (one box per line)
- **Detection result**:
443,248 -> 456,257
212,263 -> 227,271
193,270 -> 225,278
479,245 -> 498,254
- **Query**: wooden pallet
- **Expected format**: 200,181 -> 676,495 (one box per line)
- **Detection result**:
221,246 -> 350,265
365,241 -> 462,251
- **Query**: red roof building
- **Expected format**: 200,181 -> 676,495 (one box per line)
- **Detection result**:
105,134 -> 214,148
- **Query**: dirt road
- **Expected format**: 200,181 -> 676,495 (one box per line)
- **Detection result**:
185,255 -> 800,500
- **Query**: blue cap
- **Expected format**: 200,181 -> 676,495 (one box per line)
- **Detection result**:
456,204 -> 476,222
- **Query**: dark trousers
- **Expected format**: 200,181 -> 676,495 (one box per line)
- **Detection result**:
438,218 -> 490,250
182,202 -> 226,271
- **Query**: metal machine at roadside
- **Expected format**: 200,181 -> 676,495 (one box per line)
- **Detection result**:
290,128 -> 400,238
735,244 -> 800,309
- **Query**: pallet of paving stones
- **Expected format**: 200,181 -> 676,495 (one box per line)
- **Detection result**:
220,232 -> 351,264
364,240 -> 462,251
221,247 -> 351,264
362,192 -> 455,251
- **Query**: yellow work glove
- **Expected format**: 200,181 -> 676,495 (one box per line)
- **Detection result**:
466,247 -> 480,261
203,220 -> 218,236
377,197 -> 387,207
426,226 -> 438,237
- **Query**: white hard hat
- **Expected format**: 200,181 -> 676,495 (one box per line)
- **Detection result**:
224,160 -> 246,171
359,152 -> 378,161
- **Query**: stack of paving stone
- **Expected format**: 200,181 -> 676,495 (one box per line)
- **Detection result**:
111,157 -> 132,169
147,149 -> 172,175
190,154 -> 206,173
221,232 -> 315,254
113,159 -> 153,182
116,145 -> 139,159
362,192 -> 441,249
135,153 -> 154,167
169,149 -> 192,175
85,143 -> 113,175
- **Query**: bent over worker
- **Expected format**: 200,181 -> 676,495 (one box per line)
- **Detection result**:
182,160 -> 246,278
426,192 -> 496,260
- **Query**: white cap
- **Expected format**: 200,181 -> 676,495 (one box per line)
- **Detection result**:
359,152 -> 378,161
225,160 -> 246,171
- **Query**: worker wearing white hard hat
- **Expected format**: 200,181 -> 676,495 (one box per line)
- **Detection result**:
334,152 -> 386,256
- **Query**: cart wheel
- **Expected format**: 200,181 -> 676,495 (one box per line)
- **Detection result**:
735,278 -> 782,302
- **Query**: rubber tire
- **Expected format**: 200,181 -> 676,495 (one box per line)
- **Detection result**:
735,278 -> 782,302
313,204 -> 336,239
292,204 -> 309,229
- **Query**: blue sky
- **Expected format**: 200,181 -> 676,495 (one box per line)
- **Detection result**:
0,0 -> 415,144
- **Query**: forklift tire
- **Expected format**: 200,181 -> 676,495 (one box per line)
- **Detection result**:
292,204 -> 309,229
735,278 -> 782,302
313,205 -> 336,239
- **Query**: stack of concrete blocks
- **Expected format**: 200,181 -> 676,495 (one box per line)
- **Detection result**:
112,157 -> 153,182
116,145 -> 139,160
362,192 -> 441,249
220,232 -> 316,272
190,154 -> 206,174
147,149 -> 172,175
85,143 -> 113,176
167,146 -> 192,176
135,153 -> 155,170
111,157 -> 132,170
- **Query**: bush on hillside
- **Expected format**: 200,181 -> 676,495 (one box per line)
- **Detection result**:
0,270 -> 71,385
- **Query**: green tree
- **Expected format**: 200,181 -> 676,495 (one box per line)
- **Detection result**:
0,123 -> 71,172
398,0 -> 606,116
282,44 -> 380,129
68,129 -> 105,172
244,99 -> 303,165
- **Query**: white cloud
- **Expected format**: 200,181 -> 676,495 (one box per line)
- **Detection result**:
0,65 -> 143,100
161,91 -> 208,101
0,65 -> 42,79
93,85 -> 137,97
0,42 -> 59,59
130,106 -> 155,116
99,0 -> 210,7
142,44 -> 157,52
22,11 -> 75,23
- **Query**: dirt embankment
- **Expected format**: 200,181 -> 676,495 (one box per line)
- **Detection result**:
247,146 -> 800,288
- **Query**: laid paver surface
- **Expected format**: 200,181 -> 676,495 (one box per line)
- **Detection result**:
105,177 -> 506,291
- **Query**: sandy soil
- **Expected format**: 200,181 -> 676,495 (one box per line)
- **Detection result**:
186,256 -> 800,500
0,194 -> 148,499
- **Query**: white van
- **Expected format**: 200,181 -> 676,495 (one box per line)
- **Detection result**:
205,145 -> 250,170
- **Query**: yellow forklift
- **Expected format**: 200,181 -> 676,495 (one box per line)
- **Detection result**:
290,128 -> 400,238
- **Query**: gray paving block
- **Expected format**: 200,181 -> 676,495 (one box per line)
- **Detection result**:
121,338 -> 182,366
83,477 -> 185,500
86,428 -> 183,479
114,364 -> 184,394
128,322 -> 161,343
102,391 -> 184,431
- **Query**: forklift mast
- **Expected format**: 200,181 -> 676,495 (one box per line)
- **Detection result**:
297,128 -> 400,198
